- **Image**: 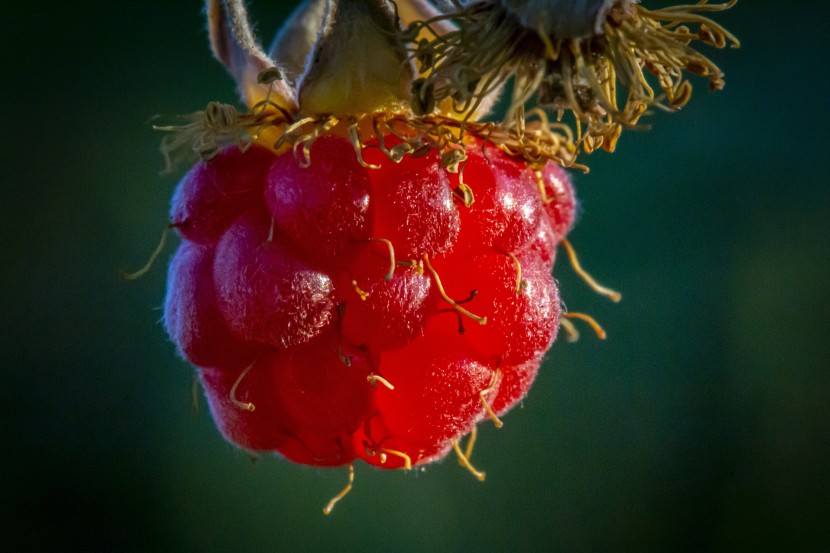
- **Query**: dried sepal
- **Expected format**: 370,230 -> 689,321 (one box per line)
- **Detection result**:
407,0 -> 739,153
207,0 -> 297,112
267,0 -> 328,86
159,0 -> 587,172
500,0 -> 615,39
297,0 -> 415,115
394,0 -> 456,37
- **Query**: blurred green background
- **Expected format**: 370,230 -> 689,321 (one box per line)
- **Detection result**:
2,1 -> 828,551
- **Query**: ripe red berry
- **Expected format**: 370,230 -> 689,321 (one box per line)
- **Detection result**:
165,134 -> 575,470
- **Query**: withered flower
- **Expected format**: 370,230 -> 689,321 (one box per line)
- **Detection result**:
407,0 -> 739,152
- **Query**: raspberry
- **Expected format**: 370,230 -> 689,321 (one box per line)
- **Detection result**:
165,135 -> 575,469
152,0 -> 736,515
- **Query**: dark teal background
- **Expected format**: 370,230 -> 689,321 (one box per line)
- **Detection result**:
2,1 -> 828,551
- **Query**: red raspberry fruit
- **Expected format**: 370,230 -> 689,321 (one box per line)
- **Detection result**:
164,135 -> 576,469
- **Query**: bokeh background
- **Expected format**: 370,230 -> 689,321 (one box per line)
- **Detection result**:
2,1 -> 828,551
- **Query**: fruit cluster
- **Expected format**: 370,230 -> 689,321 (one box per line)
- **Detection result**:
164,134 -> 575,469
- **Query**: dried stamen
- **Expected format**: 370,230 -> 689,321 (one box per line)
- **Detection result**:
453,439 -> 486,481
404,0 -> 738,152
337,348 -> 352,367
155,101 -> 288,172
277,116 -> 318,142
323,463 -> 354,515
120,225 -> 171,281
563,312 -> 607,340
368,238 -> 396,281
253,67 -> 290,118
436,288 -> 479,334
380,111 -> 578,171
367,373 -> 395,390
502,251 -> 526,295
372,117 -> 415,162
533,169 -> 553,204
191,375 -> 200,415
287,116 -> 340,167
436,308 -> 466,335
160,105 -> 578,182
561,239 -> 622,302
351,280 -> 370,301
441,148 -> 467,173
348,120 -> 381,169
380,448 -> 413,470
480,369 -> 504,428
457,289 -> 479,305
464,425 -> 479,460
559,316 -> 580,343
230,362 -> 256,412
454,182 -> 475,207
423,254 -> 487,325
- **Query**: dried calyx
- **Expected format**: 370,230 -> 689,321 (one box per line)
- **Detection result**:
157,0 -> 737,172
